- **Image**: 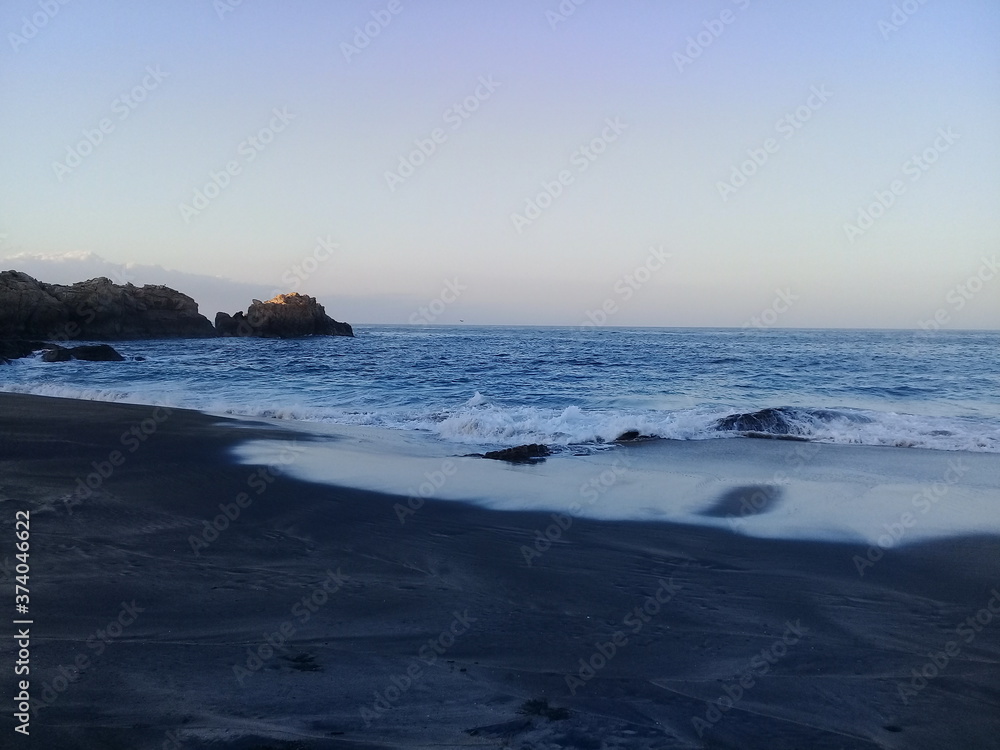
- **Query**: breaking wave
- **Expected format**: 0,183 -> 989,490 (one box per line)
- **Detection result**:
3,327 -> 999,454
3,378 -> 997,454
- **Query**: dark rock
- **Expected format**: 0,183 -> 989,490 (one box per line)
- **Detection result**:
231,311 -> 248,333
482,444 -> 551,463
0,340 -> 48,363
40,344 -> 125,362
0,271 -> 216,340
214,311 -> 237,337
41,346 -> 72,362
716,408 -> 797,435
67,344 -> 125,362
216,293 -> 353,338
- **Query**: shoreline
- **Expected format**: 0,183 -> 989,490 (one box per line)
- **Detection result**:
230,412 -> 1000,547
1,392 -> 998,749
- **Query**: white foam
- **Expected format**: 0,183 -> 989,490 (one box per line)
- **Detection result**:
2,376 -> 998,454
231,424 -> 1000,547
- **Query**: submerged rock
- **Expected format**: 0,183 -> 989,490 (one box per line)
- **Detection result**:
482,444 -> 552,463
0,340 -> 48,363
716,408 -> 797,435
216,293 -> 353,338
0,271 -> 215,340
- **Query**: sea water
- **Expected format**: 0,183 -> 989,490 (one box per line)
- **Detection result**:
2,326 -> 999,454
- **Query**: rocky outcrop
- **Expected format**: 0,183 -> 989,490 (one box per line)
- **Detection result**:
42,344 -> 125,362
482,444 -> 551,463
0,340 -> 125,363
716,408 -> 798,435
0,271 -> 216,340
0,340 -> 48,363
39,346 -> 72,362
214,311 -> 239,336
215,293 -> 353,338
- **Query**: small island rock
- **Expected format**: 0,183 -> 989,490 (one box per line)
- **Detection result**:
215,293 -> 353,338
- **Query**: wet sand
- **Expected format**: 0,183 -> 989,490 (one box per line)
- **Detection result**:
1,392 -> 998,749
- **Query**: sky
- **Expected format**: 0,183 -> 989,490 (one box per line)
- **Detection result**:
1,0 -> 998,328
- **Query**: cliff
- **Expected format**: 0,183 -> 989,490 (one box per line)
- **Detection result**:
0,271 -> 216,340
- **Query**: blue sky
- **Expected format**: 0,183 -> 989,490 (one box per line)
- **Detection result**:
1,0 -> 998,328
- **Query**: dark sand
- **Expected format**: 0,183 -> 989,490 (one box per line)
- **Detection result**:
1,393 -> 998,749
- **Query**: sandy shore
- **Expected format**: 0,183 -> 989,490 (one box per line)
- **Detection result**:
1,393 -> 998,749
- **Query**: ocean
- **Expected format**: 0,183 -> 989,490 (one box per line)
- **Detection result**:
3,326 -> 998,454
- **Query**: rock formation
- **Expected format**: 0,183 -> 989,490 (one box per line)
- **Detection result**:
215,293 -> 353,338
481,444 -> 552,463
41,344 -> 125,362
0,340 -> 46,364
0,271 -> 216,340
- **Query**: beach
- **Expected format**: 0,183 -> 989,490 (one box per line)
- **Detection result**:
2,392 -> 999,749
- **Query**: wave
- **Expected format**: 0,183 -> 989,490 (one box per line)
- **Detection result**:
709,406 -> 1000,452
414,402 -> 1000,453
2,379 -> 998,454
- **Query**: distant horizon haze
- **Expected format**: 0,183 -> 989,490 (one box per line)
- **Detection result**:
2,249 -> 998,331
